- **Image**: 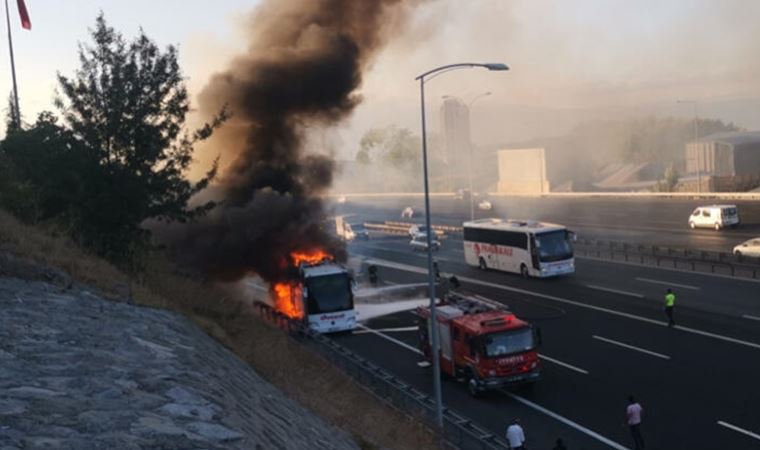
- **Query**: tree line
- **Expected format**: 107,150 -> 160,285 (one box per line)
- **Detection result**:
0,15 -> 226,268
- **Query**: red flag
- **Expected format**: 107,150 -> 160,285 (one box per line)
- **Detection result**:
16,0 -> 30,30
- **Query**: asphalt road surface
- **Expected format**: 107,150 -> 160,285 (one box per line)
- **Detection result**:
335,232 -> 760,450
333,196 -> 760,253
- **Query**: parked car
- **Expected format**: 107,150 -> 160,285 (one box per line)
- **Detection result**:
401,206 -> 415,219
478,200 -> 492,210
410,234 -> 440,252
733,238 -> 760,257
688,205 -> 740,230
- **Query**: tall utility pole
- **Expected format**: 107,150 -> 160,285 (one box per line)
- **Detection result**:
466,92 -> 491,220
678,100 -> 701,193
4,0 -> 21,128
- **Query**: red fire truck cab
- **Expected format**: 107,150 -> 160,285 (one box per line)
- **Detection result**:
417,293 -> 541,396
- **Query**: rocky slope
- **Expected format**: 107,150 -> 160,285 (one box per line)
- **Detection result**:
0,276 -> 360,450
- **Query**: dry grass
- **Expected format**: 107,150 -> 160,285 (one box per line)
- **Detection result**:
0,210 -> 439,450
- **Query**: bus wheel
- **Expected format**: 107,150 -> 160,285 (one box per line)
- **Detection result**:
478,257 -> 487,270
520,264 -> 530,278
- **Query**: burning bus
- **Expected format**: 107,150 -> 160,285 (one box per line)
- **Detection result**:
270,251 -> 356,333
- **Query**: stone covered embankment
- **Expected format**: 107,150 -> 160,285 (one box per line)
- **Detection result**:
0,276 -> 361,450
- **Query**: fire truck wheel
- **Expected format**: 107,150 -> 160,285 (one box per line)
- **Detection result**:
520,264 -> 530,278
478,257 -> 487,270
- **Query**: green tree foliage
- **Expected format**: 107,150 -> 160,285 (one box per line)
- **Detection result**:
0,14 -> 226,265
652,165 -> 680,192
356,125 -> 420,168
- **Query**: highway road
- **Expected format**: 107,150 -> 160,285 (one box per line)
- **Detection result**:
334,232 -> 760,450
333,196 -> 760,253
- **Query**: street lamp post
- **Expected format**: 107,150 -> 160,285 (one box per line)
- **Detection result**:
678,100 -> 701,193
416,63 -> 508,428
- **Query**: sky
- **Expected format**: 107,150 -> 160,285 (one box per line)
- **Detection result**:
3,0 -> 760,162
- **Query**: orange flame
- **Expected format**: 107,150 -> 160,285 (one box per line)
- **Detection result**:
270,249 -> 332,319
290,249 -> 331,266
272,282 -> 304,319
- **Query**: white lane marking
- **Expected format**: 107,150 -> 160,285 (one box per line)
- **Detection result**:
360,326 -> 626,450
635,277 -> 700,291
503,392 -> 630,450
743,314 -> 760,322
577,255 -> 760,284
365,257 -> 760,351
384,281 -> 399,285
538,354 -> 589,375
356,325 -> 422,355
717,421 -> 760,441
354,326 -> 417,334
592,335 -> 671,360
586,284 -> 645,299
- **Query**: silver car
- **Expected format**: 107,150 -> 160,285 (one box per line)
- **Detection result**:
733,238 -> 760,257
410,234 -> 440,252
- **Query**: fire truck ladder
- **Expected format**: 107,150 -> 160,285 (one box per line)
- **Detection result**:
446,292 -> 510,314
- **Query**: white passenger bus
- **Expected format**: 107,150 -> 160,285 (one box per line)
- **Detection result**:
463,219 -> 575,278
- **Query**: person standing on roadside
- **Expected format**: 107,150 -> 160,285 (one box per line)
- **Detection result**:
506,418 -> 526,449
626,395 -> 645,450
664,288 -> 676,327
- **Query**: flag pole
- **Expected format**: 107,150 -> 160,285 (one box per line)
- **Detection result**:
5,0 -> 20,128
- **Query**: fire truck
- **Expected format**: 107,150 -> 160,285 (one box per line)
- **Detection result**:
416,293 -> 541,396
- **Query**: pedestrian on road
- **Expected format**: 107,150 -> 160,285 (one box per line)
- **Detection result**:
664,288 -> 676,327
625,395 -> 645,450
505,418 -> 526,449
552,438 -> 567,450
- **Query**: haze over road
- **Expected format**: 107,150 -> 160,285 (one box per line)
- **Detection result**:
334,196 -> 760,253
331,198 -> 760,449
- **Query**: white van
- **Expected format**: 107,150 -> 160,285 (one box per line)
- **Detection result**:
688,205 -> 740,230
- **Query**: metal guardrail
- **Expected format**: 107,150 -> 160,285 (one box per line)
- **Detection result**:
253,303 -> 510,450
574,239 -> 760,279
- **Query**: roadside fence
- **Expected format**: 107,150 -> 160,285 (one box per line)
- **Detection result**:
574,239 -> 760,279
253,303 -> 511,450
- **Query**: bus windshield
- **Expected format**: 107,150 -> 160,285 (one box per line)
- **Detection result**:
535,230 -> 573,262
481,327 -> 535,357
305,274 -> 353,314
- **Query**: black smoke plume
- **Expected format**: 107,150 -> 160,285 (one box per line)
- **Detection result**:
173,0 -> 416,283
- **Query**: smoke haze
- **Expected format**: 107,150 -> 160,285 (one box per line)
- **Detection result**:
174,0 -> 418,283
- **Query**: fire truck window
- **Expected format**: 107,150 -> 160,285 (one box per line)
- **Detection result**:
482,328 -> 535,357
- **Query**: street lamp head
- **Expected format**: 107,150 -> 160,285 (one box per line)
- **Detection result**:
484,63 -> 509,71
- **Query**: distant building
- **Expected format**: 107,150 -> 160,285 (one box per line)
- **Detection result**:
496,148 -> 549,194
685,131 -> 760,177
439,97 -> 471,190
